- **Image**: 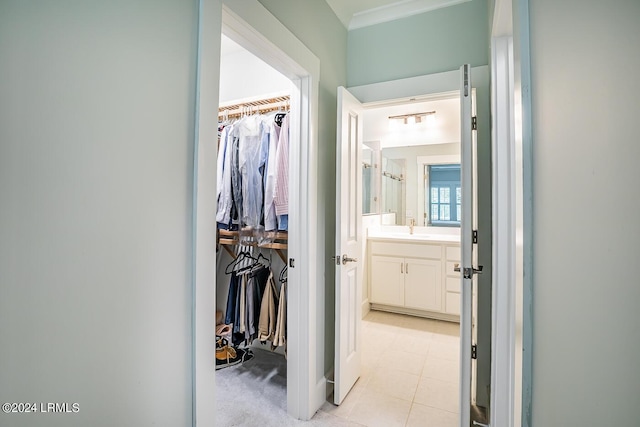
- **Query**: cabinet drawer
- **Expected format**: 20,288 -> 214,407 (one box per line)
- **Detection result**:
446,246 -> 461,261
370,241 -> 442,259
445,292 -> 460,315
446,277 -> 461,293
446,261 -> 461,277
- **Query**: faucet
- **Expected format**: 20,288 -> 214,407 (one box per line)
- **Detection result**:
409,218 -> 415,235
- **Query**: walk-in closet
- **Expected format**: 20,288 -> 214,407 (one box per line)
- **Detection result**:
214,34 -> 294,424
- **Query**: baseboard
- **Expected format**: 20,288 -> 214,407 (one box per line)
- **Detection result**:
361,299 -> 371,318
310,376 -> 327,419
370,303 -> 460,323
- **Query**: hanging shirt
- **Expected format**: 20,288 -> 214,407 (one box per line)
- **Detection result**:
237,115 -> 264,228
230,129 -> 242,226
258,272 -> 278,342
216,124 -> 234,226
274,113 -> 289,217
263,117 -> 281,231
273,281 -> 287,349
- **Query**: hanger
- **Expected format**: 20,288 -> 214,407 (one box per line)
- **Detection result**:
240,252 -> 270,275
224,247 -> 257,274
279,264 -> 287,284
256,253 -> 270,268
274,112 -> 286,127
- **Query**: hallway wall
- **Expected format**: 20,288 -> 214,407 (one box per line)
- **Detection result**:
0,1 -> 201,426
528,0 -> 640,425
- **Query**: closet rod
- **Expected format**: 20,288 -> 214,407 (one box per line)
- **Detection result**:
218,95 -> 289,120
217,229 -> 288,263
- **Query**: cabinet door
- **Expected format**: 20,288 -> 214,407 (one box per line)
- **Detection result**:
404,258 -> 442,312
370,255 -> 404,306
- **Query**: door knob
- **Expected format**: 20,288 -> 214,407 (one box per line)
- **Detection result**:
341,255 -> 358,265
454,263 -> 484,279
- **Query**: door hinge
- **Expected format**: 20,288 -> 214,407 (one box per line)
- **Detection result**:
473,230 -> 478,244
472,116 -> 478,131
471,344 -> 477,360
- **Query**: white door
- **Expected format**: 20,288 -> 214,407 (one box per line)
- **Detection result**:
459,64 -> 479,427
334,86 -> 364,405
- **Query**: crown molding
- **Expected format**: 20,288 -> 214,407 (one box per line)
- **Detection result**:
349,0 -> 472,30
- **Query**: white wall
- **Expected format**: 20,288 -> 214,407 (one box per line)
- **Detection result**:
528,1 -> 640,425
219,36 -> 291,103
0,1 -> 200,426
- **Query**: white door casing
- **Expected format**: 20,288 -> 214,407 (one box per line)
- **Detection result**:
334,87 -> 364,405
194,2 -> 322,423
459,64 -> 476,427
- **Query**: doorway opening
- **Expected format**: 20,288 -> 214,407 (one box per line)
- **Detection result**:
331,67 -> 490,426
214,32 -> 294,424
193,3 -> 322,424
356,94 -> 464,424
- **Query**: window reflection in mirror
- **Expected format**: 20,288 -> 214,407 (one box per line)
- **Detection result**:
426,164 -> 461,227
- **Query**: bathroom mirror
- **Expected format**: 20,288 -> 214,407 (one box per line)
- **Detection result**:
381,144 -> 460,226
362,94 -> 461,227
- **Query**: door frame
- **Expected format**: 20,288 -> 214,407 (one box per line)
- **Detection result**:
192,1 -> 322,424
490,35 -> 518,426
490,0 -> 533,425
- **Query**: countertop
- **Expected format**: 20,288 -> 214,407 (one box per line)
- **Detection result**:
367,229 -> 460,244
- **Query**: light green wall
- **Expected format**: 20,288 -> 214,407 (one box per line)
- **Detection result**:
527,1 -> 640,425
347,0 -> 489,87
258,0 -> 347,378
0,1 -> 200,425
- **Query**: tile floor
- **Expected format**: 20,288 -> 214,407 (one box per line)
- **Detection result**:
317,310 -> 460,427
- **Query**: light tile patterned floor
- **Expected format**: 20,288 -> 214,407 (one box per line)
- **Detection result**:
317,310 -> 460,427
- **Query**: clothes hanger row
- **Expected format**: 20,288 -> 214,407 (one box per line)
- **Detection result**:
224,247 -> 271,275
218,97 -> 290,122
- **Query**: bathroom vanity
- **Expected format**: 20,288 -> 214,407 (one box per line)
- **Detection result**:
367,229 -> 461,322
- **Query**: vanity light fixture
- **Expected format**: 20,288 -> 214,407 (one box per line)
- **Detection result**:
388,110 -> 436,126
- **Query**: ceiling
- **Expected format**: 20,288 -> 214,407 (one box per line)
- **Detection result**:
220,34 -> 245,57
325,0 -> 471,29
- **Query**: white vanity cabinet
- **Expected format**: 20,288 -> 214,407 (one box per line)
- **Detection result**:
368,237 -> 460,321
371,255 -> 442,311
444,245 -> 462,315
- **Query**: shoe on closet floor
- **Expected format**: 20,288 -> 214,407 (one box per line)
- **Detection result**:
215,339 -> 253,370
